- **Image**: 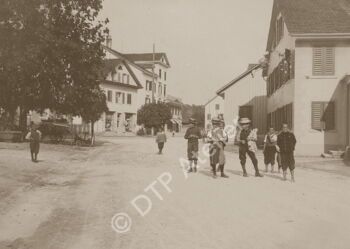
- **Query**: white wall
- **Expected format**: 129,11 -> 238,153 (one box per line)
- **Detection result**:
293,41 -> 350,154
223,68 -> 267,138
204,96 -> 224,129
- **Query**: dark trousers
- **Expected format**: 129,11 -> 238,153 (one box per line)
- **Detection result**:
187,142 -> 199,162
158,142 -> 164,153
239,145 -> 259,173
280,152 -> 295,171
264,146 -> 276,165
30,141 -> 40,161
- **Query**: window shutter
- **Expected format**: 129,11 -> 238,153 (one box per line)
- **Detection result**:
313,47 -> 335,76
324,48 -> 335,75
313,48 -> 323,76
322,102 -> 335,130
312,102 -> 324,130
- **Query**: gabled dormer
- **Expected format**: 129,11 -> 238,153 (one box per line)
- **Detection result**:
103,59 -> 143,89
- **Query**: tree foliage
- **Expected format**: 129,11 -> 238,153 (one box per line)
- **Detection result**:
182,104 -> 205,127
137,103 -> 172,129
0,0 -> 109,128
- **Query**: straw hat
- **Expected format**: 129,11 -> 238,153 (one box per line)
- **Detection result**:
239,117 -> 251,125
189,118 -> 197,124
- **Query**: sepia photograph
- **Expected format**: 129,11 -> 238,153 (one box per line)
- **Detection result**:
1,0 -> 350,248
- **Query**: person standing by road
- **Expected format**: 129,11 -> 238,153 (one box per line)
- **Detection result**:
156,128 -> 167,154
263,127 -> 278,173
207,118 -> 229,178
237,118 -> 263,177
184,118 -> 202,173
25,124 -> 42,162
277,124 -> 297,182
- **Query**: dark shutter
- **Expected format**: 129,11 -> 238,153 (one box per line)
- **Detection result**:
312,102 -> 324,130
323,102 -> 335,130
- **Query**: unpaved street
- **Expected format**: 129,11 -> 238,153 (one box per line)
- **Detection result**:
1,136 -> 350,249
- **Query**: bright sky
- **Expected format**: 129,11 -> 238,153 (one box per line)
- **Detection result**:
101,0 -> 273,105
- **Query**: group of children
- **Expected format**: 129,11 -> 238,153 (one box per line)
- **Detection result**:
156,117 -> 297,182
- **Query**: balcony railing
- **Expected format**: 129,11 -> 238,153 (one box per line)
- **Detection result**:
267,50 -> 295,97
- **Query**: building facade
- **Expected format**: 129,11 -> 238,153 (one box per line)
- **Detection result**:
123,53 -> 170,105
93,59 -> 143,133
101,45 -> 171,134
217,65 -> 267,143
165,95 -> 183,132
265,0 -> 350,155
204,95 -> 224,130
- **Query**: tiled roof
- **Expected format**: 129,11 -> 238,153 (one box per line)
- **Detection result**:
124,53 -> 171,67
103,46 -> 157,77
277,0 -> 350,34
124,53 -> 163,61
102,59 -> 123,76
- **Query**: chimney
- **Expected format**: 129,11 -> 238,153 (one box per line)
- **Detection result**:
106,35 -> 112,48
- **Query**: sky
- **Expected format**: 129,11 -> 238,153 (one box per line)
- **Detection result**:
101,0 -> 273,105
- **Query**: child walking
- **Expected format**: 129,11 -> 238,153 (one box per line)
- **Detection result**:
25,124 -> 42,162
156,128 -> 167,154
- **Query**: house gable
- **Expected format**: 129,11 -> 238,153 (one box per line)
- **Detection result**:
103,59 -> 143,89
267,0 -> 350,52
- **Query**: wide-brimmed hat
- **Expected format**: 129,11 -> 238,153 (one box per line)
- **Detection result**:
189,118 -> 197,124
239,117 -> 251,125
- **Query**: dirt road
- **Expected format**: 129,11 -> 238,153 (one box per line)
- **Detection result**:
0,136 -> 349,249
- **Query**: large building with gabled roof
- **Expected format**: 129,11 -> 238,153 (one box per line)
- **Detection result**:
265,0 -> 350,155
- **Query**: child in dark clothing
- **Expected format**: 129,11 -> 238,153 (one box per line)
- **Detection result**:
156,128 -> 167,154
25,125 -> 42,162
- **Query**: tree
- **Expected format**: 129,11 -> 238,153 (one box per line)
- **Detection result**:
79,89 -> 108,145
137,103 -> 172,130
182,104 -> 205,127
0,0 -> 109,132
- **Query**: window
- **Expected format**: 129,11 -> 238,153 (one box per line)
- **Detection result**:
127,94 -> 132,105
159,69 -> 162,78
111,71 -> 116,81
312,47 -> 335,76
164,72 -> 167,81
158,83 -> 162,96
207,114 -> 211,120
146,81 -> 153,91
122,93 -> 125,104
215,104 -> 220,110
311,101 -> 335,131
239,105 -> 253,121
115,92 -> 121,103
122,74 -> 130,84
107,90 -> 112,102
164,85 -> 167,96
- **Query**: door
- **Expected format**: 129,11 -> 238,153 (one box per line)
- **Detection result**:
105,112 -> 114,131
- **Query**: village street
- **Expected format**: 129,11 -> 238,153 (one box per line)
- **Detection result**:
0,135 -> 350,249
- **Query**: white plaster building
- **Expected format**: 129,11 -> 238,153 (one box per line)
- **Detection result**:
204,95 -> 224,130
216,65 -> 267,143
265,0 -> 350,155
